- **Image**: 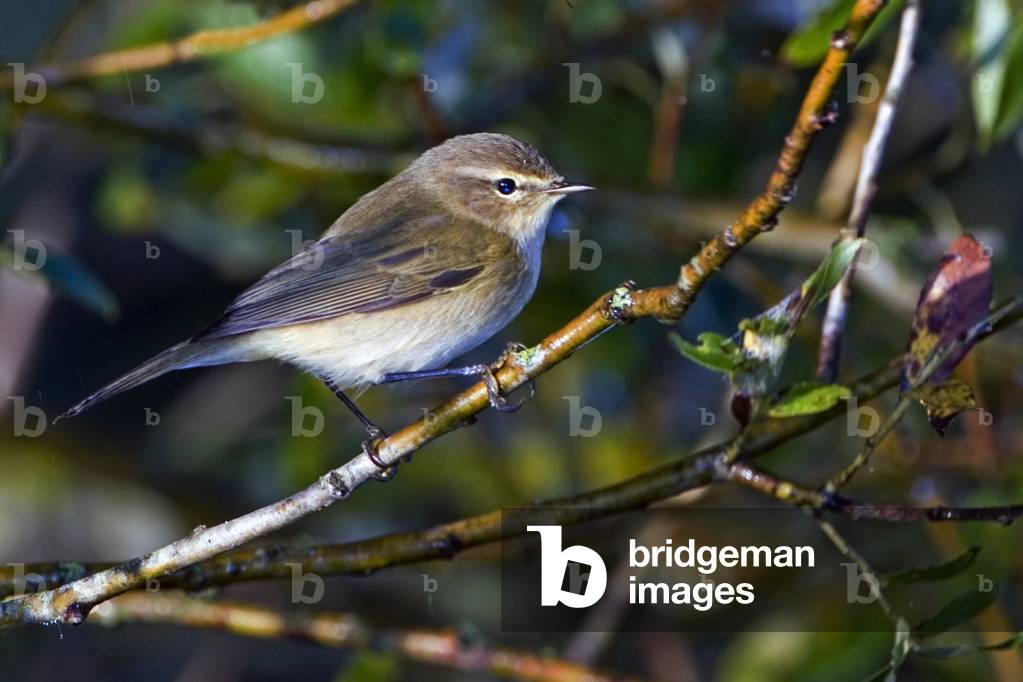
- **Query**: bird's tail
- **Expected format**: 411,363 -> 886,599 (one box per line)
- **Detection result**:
60,338 -> 240,420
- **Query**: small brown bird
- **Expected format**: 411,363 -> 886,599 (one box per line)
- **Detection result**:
63,133 -> 591,468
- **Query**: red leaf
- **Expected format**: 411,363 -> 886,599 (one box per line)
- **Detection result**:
902,235 -> 993,392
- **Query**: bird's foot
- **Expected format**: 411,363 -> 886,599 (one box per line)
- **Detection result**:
480,342 -> 535,413
361,427 -> 396,481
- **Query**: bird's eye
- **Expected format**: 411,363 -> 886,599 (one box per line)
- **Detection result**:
495,178 -> 517,195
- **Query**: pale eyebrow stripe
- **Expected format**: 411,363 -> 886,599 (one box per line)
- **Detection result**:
453,166 -> 548,188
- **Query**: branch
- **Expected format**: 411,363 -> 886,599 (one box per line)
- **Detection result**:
729,461 -> 1023,524
0,0 -> 891,628
819,519 -> 900,617
822,395 -> 911,492
10,2 -> 700,177
91,593 -> 648,682
619,0 -> 889,321
817,0 -> 922,382
0,0 -> 361,89
4,297 -> 1019,602
0,355 -> 907,599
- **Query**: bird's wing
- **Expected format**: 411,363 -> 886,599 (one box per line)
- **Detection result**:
195,216 -> 491,339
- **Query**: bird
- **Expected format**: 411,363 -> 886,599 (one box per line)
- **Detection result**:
61,133 -> 592,470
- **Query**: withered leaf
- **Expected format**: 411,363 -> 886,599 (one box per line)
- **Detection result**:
907,379 -> 978,436
902,235 -> 993,391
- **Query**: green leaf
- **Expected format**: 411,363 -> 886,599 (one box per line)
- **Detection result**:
768,382 -> 852,418
802,238 -> 864,311
669,331 -> 743,374
972,0 -> 1015,148
993,21 -> 1023,141
915,588 -> 997,638
748,237 -> 864,337
881,546 -> 982,587
906,379 -> 978,435
0,241 -> 119,320
781,0 -> 905,67
916,632 -> 1023,659
782,0 -> 855,66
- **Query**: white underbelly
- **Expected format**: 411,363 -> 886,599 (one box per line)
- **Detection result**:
239,291 -> 523,388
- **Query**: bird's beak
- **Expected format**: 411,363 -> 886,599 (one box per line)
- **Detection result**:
543,179 -> 594,195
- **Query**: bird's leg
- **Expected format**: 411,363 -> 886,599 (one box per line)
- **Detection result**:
318,376 -> 395,480
380,342 -> 535,413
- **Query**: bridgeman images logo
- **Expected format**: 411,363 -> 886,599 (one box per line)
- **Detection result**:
528,525 -> 608,608
525,521 -> 814,612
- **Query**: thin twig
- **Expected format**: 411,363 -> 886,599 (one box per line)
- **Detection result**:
91,593 -> 649,682
823,395 -> 912,492
0,0 -> 361,89
727,461 -> 827,508
817,0 -> 922,382
817,519 -> 900,622
729,461 -> 1023,524
0,0 -> 891,628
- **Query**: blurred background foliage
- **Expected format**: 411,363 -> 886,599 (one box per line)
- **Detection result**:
1,0 -> 1023,679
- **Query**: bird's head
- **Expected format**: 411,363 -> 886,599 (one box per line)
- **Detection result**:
410,133 -> 592,246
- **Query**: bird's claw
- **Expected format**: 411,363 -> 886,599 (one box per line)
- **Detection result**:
502,341 -> 529,355
481,343 -> 535,413
361,427 -> 396,481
